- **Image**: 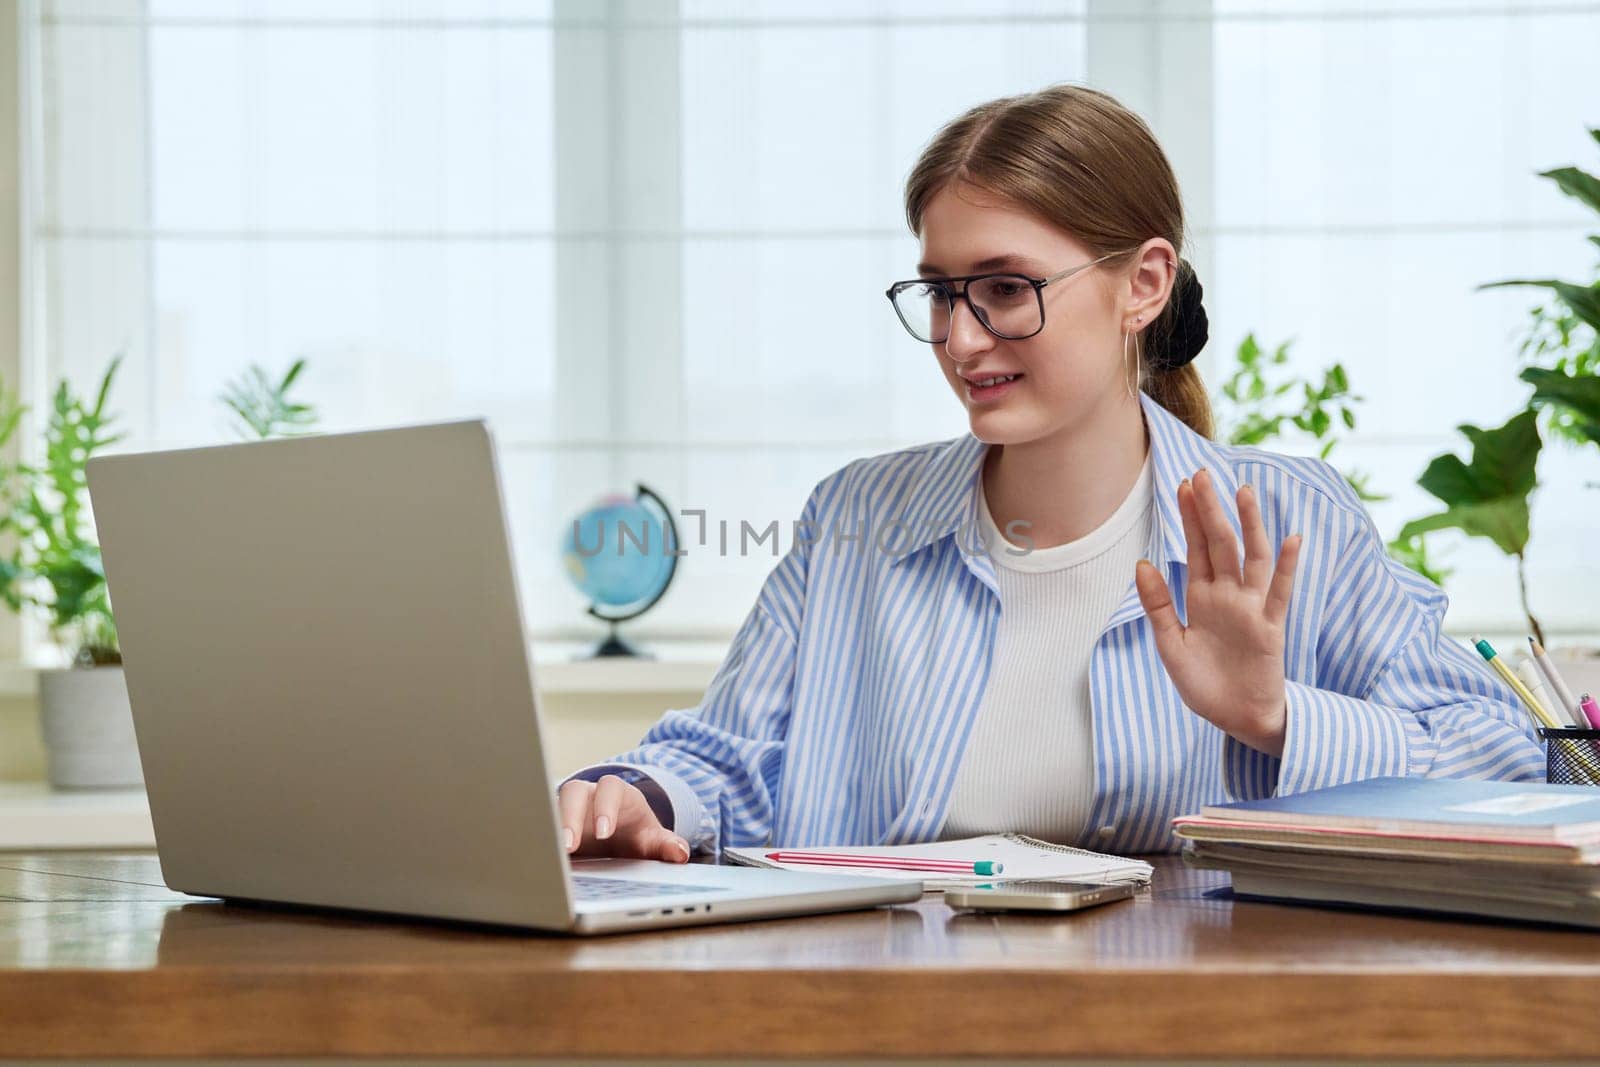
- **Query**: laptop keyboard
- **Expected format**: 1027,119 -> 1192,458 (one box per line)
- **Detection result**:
571,874 -> 729,901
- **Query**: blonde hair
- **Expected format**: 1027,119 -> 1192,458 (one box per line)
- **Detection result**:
903,83 -> 1213,439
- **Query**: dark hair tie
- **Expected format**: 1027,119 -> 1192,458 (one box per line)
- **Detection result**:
1157,261 -> 1209,370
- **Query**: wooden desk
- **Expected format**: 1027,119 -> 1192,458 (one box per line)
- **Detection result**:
2,852 -> 1599,1062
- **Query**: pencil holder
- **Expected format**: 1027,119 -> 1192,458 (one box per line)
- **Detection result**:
1537,728 -> 1600,786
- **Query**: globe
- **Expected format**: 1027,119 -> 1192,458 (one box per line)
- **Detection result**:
559,483 -> 679,658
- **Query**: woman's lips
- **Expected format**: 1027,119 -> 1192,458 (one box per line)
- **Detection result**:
964,373 -> 1023,403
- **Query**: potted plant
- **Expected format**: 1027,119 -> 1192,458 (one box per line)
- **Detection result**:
0,359 -> 128,787
1400,127 -> 1600,692
0,356 -> 318,789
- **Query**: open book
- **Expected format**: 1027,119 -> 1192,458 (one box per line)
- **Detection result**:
723,832 -> 1154,892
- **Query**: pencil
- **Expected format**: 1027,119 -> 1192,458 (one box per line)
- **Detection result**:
1477,638 -> 1558,728
1530,637 -> 1584,722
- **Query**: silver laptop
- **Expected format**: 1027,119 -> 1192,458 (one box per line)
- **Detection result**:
85,420 -> 922,934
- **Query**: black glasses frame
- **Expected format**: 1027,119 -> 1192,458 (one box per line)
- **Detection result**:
884,251 -> 1123,344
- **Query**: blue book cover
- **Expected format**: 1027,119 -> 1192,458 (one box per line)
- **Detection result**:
1201,776 -> 1600,841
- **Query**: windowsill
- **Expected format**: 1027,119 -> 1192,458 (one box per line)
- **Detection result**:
0,639 -> 729,699
0,781 -> 155,850
532,639 -> 727,694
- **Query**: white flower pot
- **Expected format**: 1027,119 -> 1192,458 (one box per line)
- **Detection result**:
37,666 -> 144,790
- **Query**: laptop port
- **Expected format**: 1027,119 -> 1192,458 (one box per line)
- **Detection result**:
662,909 -> 673,915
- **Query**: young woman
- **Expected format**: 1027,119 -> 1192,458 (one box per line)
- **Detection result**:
558,84 -> 1543,861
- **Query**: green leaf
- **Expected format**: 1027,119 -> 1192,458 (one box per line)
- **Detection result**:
1481,278 -> 1600,334
1406,409 -> 1541,557
1522,365 -> 1600,445
1346,470 -> 1386,503
218,358 -> 321,440
1399,501 -> 1530,558
92,356 -> 123,420
279,357 -> 307,390
1539,165 -> 1600,218
1387,532 -> 1453,588
1239,333 -> 1260,366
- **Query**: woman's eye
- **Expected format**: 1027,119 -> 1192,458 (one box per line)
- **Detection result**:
982,280 -> 1027,301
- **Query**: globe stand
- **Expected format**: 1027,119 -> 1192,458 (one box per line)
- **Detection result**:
583,623 -> 653,660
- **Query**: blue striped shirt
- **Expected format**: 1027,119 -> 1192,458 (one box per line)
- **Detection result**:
564,392 -> 1544,856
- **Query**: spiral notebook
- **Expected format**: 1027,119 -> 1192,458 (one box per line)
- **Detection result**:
722,833 -> 1154,892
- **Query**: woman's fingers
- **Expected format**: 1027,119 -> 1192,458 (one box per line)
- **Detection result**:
1192,469 -> 1242,582
589,774 -> 628,841
1265,534 -> 1303,626
650,828 -> 693,863
556,779 -> 592,853
1134,559 -> 1185,661
1176,479 -> 1213,583
1237,483 -> 1273,591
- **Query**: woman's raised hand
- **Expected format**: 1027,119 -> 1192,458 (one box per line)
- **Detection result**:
1133,468 -> 1302,757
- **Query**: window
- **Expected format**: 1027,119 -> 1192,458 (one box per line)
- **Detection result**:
1207,0 -> 1599,635
20,0 -> 1597,649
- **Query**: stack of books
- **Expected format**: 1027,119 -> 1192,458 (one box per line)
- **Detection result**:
1173,776 -> 1600,929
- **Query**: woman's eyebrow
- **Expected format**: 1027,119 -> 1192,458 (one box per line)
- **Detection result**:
916,253 -> 1036,276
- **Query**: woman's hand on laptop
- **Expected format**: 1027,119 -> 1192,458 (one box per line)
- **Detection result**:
557,775 -> 692,862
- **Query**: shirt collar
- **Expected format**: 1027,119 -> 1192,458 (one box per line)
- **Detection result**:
888,391 -> 1241,573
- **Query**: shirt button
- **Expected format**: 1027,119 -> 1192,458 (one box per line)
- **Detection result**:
1097,825 -> 1116,838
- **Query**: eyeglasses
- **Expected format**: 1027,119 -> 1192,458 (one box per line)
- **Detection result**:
885,251 -> 1125,344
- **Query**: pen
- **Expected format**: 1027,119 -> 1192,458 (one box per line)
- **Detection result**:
765,851 -> 1004,875
1582,694 -> 1600,731
1476,638 -> 1557,728
1530,637 -> 1584,722
1515,654 -> 1571,728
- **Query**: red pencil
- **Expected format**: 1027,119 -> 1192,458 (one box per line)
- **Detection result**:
765,851 -> 1003,875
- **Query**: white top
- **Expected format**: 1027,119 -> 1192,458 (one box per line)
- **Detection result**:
938,452 -> 1155,846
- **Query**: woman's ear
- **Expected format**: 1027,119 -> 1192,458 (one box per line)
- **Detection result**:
1124,239 -> 1178,325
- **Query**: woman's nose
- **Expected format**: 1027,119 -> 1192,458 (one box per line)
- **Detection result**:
942,297 -> 994,363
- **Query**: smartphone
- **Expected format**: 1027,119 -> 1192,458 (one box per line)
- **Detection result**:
943,879 -> 1135,913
